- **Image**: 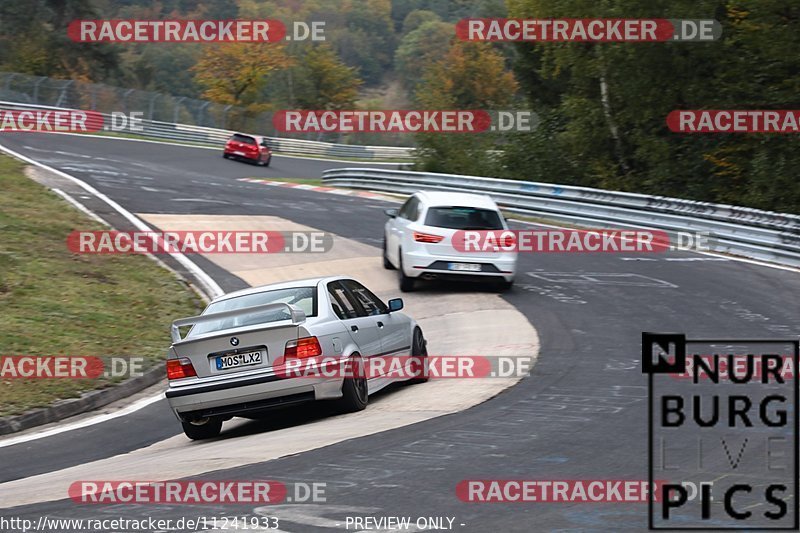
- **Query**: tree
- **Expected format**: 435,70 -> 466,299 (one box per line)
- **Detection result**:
0,0 -> 121,82
293,44 -> 362,110
501,0 -> 800,213
395,19 -> 454,92
413,41 -> 519,175
192,43 -> 292,107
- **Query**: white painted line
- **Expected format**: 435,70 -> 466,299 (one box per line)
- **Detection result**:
0,393 -> 164,448
0,143 -> 224,299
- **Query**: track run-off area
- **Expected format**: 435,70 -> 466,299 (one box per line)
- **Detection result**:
0,132 -> 798,531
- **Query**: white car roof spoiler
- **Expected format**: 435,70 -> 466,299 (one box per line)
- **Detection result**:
171,302 -> 306,343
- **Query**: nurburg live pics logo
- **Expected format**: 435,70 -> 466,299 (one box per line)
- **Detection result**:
642,332 -> 799,529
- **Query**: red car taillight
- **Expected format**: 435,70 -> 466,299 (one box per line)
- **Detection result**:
413,231 -> 445,243
167,357 -> 197,380
284,336 -> 323,359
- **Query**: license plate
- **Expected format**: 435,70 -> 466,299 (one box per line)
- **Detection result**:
233,151 -> 246,156
215,351 -> 263,370
448,262 -> 482,272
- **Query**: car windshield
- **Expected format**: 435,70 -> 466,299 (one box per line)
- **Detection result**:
187,286 -> 316,337
424,206 -> 504,230
230,134 -> 256,145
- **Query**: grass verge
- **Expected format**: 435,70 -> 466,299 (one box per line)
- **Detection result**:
0,154 -> 203,417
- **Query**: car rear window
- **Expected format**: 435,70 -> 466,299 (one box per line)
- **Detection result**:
424,206 -> 504,230
230,134 -> 256,145
188,287 -> 316,337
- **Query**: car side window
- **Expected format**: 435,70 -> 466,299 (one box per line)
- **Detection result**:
398,196 -> 419,220
327,282 -> 359,319
341,280 -> 388,316
406,197 -> 419,221
398,197 -> 412,219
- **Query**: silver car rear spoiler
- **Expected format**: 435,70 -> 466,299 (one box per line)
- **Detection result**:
171,302 -> 306,343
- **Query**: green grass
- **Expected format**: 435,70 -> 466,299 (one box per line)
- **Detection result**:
0,155 -> 204,417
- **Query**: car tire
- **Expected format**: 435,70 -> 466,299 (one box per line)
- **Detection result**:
336,355 -> 368,413
263,155 -> 271,167
398,252 -> 415,292
409,327 -> 428,384
223,153 -> 230,159
382,237 -> 394,270
181,417 -> 222,440
498,279 -> 514,292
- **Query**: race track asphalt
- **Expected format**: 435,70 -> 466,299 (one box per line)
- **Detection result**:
1,132 -> 798,531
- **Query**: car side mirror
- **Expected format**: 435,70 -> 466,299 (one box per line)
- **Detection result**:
388,298 -> 403,312
385,209 -> 398,218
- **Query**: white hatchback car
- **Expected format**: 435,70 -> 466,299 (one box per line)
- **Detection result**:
383,191 -> 518,292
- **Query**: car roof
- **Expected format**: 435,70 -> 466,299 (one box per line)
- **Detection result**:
230,132 -> 263,141
210,276 -> 345,304
414,190 -> 498,210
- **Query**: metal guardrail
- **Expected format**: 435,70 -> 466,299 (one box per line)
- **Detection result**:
322,168 -> 800,268
0,100 -> 415,161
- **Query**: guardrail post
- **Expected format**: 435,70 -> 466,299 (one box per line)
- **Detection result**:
222,105 -> 232,130
55,80 -> 74,108
199,101 -> 210,127
32,77 -> 46,104
173,97 -> 185,123
148,93 -> 158,120
122,88 -> 134,113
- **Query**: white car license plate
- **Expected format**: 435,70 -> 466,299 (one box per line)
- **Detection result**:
215,351 -> 263,371
448,263 -> 481,272
233,151 -> 246,156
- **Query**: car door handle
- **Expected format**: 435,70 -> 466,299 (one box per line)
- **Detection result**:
351,325 -> 359,332
377,321 -> 384,328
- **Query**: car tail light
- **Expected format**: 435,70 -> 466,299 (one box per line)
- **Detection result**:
284,336 -> 323,359
413,231 -> 445,243
167,357 -> 197,379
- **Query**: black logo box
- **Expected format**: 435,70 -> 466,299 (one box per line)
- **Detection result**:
643,333 -> 799,530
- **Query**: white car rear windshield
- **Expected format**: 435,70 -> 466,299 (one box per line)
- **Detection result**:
424,206 -> 504,230
188,287 -> 316,337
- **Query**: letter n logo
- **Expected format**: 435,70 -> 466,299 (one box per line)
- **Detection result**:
642,332 -> 686,374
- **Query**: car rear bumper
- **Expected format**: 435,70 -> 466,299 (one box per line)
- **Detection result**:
403,250 -> 516,282
166,372 -> 343,421
223,149 -> 265,162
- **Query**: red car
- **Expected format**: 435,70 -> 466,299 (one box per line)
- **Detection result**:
223,133 -> 272,166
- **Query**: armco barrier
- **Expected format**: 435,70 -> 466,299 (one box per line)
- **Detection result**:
0,101 -> 415,161
321,168 -> 800,268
